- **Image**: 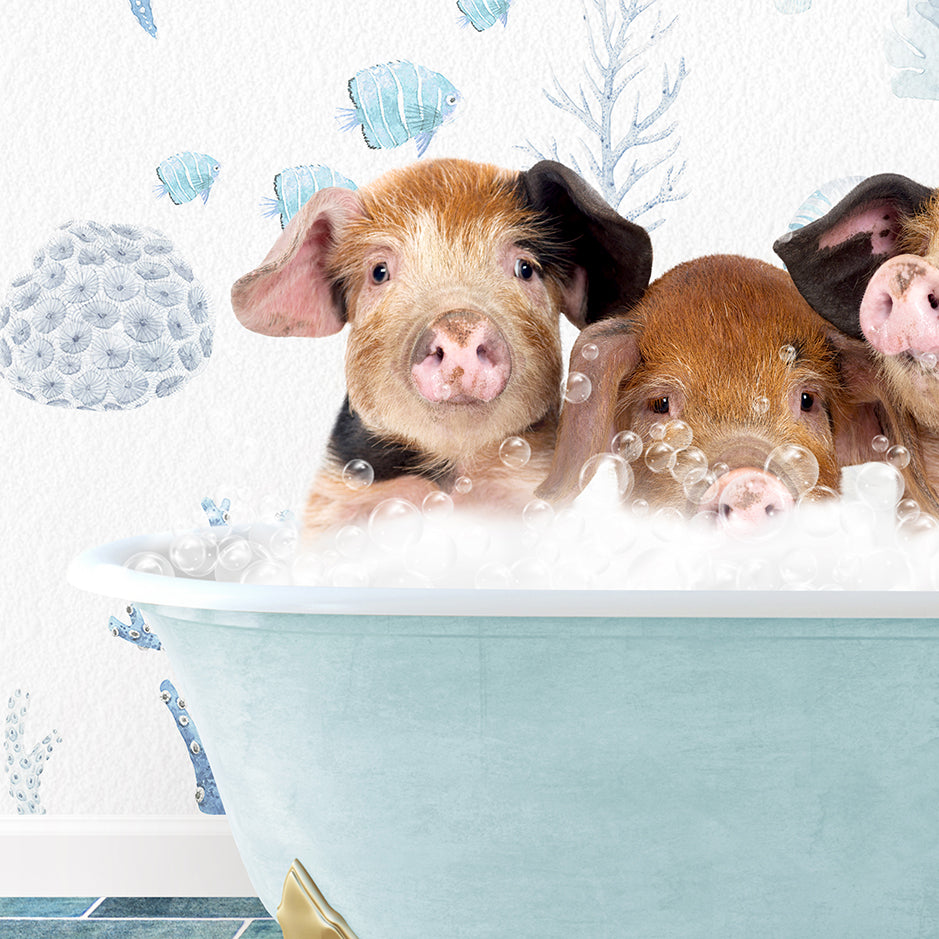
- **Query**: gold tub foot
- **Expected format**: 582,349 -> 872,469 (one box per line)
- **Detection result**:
277,858 -> 360,939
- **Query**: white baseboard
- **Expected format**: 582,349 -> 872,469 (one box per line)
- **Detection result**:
0,815 -> 256,897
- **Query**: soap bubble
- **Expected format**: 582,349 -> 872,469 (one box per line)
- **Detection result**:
216,536 -> 253,572
124,551 -> 175,577
779,548 -> 818,586
751,396 -> 770,415
736,557 -> 779,590
578,452 -> 634,499
368,498 -> 423,551
522,498 -> 555,531
917,352 -> 938,371
662,419 -> 692,450
511,556 -> 552,587
683,470 -> 718,505
764,444 -> 819,495
630,497 -> 650,516
644,441 -> 676,474
330,563 -> 370,588
249,521 -> 297,562
897,513 -> 939,541
406,529 -> 457,580
611,430 -> 642,462
712,461 -> 730,479
562,371 -> 592,404
871,435 -> 890,453
649,422 -> 666,441
554,508 -> 586,541
886,445 -> 910,470
422,491 -> 454,518
854,462 -> 904,512
796,486 -> 840,537
857,549 -> 912,590
341,459 -> 374,491
498,436 -> 531,469
896,498 -> 920,522
335,524 -> 368,559
670,446 -> 708,484
580,342 -> 599,361
169,531 -> 217,576
839,501 -> 875,537
779,344 -> 797,364
454,475 -> 473,494
240,559 -> 289,585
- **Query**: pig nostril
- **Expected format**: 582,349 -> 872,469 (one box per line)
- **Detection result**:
720,503 -> 733,519
930,293 -> 938,311
765,504 -> 780,517
434,347 -> 444,361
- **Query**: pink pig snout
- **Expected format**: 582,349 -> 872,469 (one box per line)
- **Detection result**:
410,311 -> 511,404
859,255 -> 939,357
701,467 -> 795,536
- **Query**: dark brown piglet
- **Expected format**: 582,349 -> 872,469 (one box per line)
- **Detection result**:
231,158 -> 652,535
538,255 -> 900,533
775,174 -> 939,508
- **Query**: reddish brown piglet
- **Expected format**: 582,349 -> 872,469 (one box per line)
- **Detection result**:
231,159 -> 652,535
775,175 -> 939,509
538,255 -> 898,534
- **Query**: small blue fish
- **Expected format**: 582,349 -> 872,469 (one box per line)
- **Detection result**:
788,176 -> 866,231
154,152 -> 220,206
458,0 -> 513,31
201,496 -> 231,527
261,165 -> 358,229
128,0 -> 157,36
108,605 -> 162,651
337,61 -> 462,158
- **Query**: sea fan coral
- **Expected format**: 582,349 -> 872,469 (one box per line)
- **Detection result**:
0,221 -> 214,410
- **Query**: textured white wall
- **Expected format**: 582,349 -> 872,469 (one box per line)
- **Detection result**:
0,0 -> 934,815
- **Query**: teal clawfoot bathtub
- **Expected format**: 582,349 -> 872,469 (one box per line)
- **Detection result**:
70,534 -> 939,938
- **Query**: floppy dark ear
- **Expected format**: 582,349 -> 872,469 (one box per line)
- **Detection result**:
774,174 -> 933,340
537,317 -> 640,504
231,187 -> 364,338
519,161 -> 652,328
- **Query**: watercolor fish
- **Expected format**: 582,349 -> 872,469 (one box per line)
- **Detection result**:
261,165 -> 358,229
787,176 -> 866,231
154,152 -> 220,206
129,0 -> 157,36
458,0 -> 513,31
337,61 -> 462,158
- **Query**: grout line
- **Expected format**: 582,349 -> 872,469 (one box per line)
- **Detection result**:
231,919 -> 252,939
80,897 -> 107,919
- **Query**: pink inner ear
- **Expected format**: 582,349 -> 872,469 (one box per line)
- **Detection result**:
231,187 -> 363,338
559,266 -> 588,327
818,199 -> 902,255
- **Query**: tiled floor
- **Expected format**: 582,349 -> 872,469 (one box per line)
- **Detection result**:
0,898 -> 282,937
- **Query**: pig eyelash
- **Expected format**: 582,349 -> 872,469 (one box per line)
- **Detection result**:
513,257 -> 541,281
649,396 -> 670,415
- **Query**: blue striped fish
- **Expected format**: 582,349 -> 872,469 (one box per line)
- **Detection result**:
337,61 -> 462,158
261,165 -> 358,229
787,176 -> 866,231
128,0 -> 157,36
458,0 -> 513,30
154,152 -> 220,205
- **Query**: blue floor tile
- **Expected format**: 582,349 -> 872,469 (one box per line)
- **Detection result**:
241,921 -> 283,937
0,899 -> 98,917
90,897 -> 269,919
0,923 -> 242,938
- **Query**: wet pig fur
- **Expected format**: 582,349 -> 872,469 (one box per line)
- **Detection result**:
538,255 -> 896,519
231,158 -> 652,534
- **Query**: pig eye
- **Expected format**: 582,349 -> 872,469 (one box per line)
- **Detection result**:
800,391 -> 815,411
514,258 -> 537,281
370,262 -> 390,284
650,396 -> 670,414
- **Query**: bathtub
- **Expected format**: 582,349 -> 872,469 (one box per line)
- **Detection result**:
70,532 -> 939,938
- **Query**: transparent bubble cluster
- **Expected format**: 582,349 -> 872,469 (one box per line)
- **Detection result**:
4,690 -> 61,815
0,221 -> 214,409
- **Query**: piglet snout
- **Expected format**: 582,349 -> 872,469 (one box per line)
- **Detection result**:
859,255 -> 939,357
704,467 -> 795,536
411,311 -> 510,404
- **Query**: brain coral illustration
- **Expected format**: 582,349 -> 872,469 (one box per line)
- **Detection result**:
0,221 -> 213,409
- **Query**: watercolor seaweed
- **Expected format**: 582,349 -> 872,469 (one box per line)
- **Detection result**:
4,690 -> 61,815
522,0 -> 687,230
886,0 -> 939,100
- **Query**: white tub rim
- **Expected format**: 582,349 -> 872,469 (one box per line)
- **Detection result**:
67,532 -> 939,620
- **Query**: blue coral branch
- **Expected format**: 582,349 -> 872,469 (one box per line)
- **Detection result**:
201,497 -> 231,527
159,680 -> 224,815
4,690 -> 61,815
128,0 -> 157,36
108,605 -> 162,651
